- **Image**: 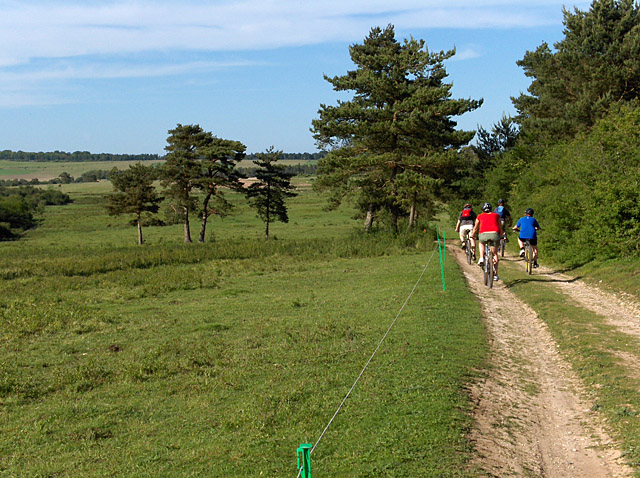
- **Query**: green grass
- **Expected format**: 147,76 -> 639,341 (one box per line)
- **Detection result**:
0,182 -> 488,476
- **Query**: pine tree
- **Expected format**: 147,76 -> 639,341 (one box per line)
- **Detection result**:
246,147 -> 298,239
311,24 -> 481,231
106,163 -> 161,245
194,137 -> 246,243
160,124 -> 208,243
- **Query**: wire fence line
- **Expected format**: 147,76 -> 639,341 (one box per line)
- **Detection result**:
297,245 -> 439,477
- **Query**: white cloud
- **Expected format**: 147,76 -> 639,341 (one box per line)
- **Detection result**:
0,0 -> 590,107
0,0 -> 588,66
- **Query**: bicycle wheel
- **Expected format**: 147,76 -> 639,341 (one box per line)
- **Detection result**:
487,248 -> 494,288
500,237 -> 505,257
525,243 -> 533,275
483,247 -> 489,286
465,236 -> 472,264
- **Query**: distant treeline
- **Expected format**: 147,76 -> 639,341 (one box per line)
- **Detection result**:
0,150 -> 327,163
0,150 -> 160,162
245,151 -> 326,161
238,163 -> 318,177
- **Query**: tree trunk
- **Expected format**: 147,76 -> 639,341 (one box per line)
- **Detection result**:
183,207 -> 192,243
199,192 -> 212,243
137,212 -> 143,245
390,164 -> 399,233
409,193 -> 417,229
265,182 -> 271,239
364,206 -> 375,232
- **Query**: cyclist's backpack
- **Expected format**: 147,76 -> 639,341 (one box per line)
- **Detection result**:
461,208 -> 472,218
495,206 -> 505,218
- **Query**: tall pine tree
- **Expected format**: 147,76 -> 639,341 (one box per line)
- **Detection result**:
246,147 -> 297,239
106,163 -> 161,245
311,25 -> 481,231
160,124 -> 208,243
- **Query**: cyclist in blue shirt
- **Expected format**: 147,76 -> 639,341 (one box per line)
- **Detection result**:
513,208 -> 541,267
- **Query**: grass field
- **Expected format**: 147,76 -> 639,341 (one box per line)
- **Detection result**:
0,180 -> 489,476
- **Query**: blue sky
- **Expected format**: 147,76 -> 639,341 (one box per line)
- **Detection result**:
0,0 -> 590,155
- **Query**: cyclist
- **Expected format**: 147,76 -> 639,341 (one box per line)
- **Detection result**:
472,202 -> 504,280
455,203 -> 477,259
494,199 -> 512,242
513,208 -> 542,267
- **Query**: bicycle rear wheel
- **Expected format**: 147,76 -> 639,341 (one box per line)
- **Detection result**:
465,237 -> 472,264
500,237 -> 505,257
487,248 -> 494,288
525,243 -> 533,275
483,248 -> 488,286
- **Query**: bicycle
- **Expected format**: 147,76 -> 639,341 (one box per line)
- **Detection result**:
498,233 -> 506,258
463,230 -> 473,265
523,239 -> 534,275
483,243 -> 495,288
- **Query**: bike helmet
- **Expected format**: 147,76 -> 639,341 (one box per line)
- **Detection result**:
482,202 -> 492,212
464,203 -> 472,209
525,208 -> 534,216
498,199 -> 505,205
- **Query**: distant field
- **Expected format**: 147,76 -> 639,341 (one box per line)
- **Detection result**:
0,159 -> 315,181
0,160 -> 163,181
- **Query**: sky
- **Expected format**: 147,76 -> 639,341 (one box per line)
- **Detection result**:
0,0 -> 591,155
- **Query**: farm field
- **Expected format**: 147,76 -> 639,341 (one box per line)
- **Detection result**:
0,159 -> 314,182
0,180 -> 489,476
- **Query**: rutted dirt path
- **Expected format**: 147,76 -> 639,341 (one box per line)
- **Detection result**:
451,246 -> 633,477
535,266 -> 640,338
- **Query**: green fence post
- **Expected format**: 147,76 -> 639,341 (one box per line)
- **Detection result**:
297,443 -> 312,478
437,233 -> 446,292
443,229 -> 446,262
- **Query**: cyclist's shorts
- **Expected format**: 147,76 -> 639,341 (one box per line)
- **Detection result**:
479,232 -> 500,245
520,237 -> 537,246
459,224 -> 473,239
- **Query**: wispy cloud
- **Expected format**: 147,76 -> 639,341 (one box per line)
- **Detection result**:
0,0 -> 589,107
0,1 -> 588,66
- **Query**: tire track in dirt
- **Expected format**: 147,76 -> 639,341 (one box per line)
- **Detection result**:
535,266 -> 640,338
451,246 -> 632,477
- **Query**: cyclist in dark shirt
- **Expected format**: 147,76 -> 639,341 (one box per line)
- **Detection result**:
494,199 -> 512,242
455,204 -> 477,260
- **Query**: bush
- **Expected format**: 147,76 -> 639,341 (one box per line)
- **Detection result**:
509,107 -> 640,265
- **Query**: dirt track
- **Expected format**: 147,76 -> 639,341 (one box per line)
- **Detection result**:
451,246 -> 634,477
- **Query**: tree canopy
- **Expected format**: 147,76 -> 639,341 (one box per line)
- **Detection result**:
513,0 -> 640,140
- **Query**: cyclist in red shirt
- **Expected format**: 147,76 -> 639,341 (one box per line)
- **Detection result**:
472,202 -> 504,280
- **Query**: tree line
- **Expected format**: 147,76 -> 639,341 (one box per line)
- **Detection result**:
107,125 -> 296,245
0,150 -> 160,162
245,152 -> 326,161
0,150 -> 326,163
